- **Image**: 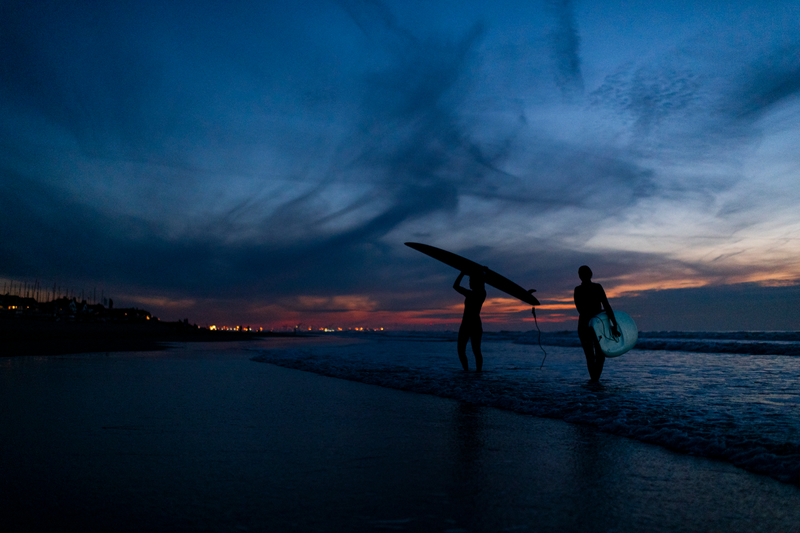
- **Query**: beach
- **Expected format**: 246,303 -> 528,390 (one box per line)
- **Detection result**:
2,336 -> 799,532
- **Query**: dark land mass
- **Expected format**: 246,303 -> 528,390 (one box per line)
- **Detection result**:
0,318 -> 306,357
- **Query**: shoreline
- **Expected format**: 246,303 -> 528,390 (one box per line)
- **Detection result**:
0,317 -> 310,357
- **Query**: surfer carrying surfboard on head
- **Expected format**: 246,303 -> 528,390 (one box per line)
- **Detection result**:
574,265 -> 619,382
453,269 -> 487,372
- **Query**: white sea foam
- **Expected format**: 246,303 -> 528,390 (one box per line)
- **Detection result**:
252,331 -> 800,485
515,330 -> 800,355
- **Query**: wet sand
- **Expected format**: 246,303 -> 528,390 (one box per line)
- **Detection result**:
2,339 -> 799,532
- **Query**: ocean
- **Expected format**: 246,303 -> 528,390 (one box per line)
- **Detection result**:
4,335 -> 800,531
253,330 -> 800,485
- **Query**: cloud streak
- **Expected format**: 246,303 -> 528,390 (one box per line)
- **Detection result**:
547,0 -> 584,99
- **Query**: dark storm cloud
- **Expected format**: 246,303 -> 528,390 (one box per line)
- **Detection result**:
337,0 -> 415,48
0,167 -> 399,302
547,0 -> 584,99
723,45 -> 800,120
0,0 -> 489,300
0,0 -> 712,297
0,2 -> 182,160
233,2 -> 521,286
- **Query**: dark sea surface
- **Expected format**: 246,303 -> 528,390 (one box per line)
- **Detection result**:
3,336 -> 800,531
254,330 -> 800,485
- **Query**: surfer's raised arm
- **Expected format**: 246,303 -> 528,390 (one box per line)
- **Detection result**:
453,272 -> 469,296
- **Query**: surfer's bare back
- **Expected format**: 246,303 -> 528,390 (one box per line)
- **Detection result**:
453,270 -> 487,372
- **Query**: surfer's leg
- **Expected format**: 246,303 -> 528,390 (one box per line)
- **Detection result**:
593,337 -> 606,380
471,326 -> 483,372
578,327 -> 598,380
457,323 -> 470,371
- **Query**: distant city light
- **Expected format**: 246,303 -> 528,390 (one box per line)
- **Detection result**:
202,324 -> 389,333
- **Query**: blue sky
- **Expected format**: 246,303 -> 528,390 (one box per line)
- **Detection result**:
2,0 -> 799,330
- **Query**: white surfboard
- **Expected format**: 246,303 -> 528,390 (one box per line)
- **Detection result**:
589,311 -> 638,357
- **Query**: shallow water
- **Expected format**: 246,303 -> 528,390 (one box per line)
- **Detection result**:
253,332 -> 800,485
3,340 -> 800,531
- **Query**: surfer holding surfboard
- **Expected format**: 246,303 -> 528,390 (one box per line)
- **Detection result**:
453,269 -> 487,372
574,265 -> 619,382
405,242 -> 635,374
405,242 -> 540,372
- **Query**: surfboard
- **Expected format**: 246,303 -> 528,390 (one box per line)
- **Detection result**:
589,310 -> 638,357
405,242 -> 540,306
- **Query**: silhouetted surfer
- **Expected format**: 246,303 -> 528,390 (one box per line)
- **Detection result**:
454,270 -> 486,372
574,265 -> 618,382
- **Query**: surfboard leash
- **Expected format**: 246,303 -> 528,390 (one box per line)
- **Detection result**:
532,307 -> 547,368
